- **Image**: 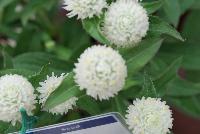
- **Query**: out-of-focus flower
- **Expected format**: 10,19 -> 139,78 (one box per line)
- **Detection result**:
0,74 -> 36,125
126,97 -> 173,134
63,0 -> 107,19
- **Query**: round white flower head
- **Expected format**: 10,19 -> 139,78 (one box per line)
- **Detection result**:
0,74 -> 36,125
63,0 -> 107,19
126,97 -> 173,134
37,73 -> 78,115
102,0 -> 149,47
74,45 -> 127,100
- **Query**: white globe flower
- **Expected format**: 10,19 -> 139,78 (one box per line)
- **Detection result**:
0,74 -> 36,125
63,0 -> 107,19
126,97 -> 173,134
37,73 -> 78,115
102,0 -> 149,47
74,45 -> 127,100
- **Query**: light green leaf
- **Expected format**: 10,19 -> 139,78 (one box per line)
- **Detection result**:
163,0 -> 181,26
121,38 -> 163,75
149,16 -> 184,41
44,73 -> 84,109
178,0 -> 196,13
82,17 -> 110,45
142,0 -> 163,14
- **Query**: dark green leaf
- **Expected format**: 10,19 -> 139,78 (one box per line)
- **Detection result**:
154,57 -> 182,96
13,52 -> 73,74
166,78 -> 200,96
77,96 -> 101,115
167,96 -> 200,118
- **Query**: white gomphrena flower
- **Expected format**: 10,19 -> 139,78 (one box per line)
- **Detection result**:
63,0 -> 107,19
0,74 -> 36,125
37,73 -> 78,115
126,97 -> 173,134
102,0 -> 149,47
74,45 -> 127,100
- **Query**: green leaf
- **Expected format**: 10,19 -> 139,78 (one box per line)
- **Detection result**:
121,38 -> 163,75
182,10 -> 200,43
162,0 -> 181,26
82,17 -> 110,45
0,0 -> 15,10
21,0 -> 56,25
77,96 -> 101,115
13,52 -> 73,74
149,16 -> 184,41
178,0 -> 196,13
159,41 -> 200,70
142,0 -> 163,14
154,57 -> 182,96
166,78 -> 200,96
140,72 -> 158,98
35,112 -> 62,128
111,95 -> 128,116
44,73 -> 84,109
28,64 -> 50,88
0,69 -> 34,77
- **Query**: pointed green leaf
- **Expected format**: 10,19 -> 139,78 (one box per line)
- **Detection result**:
82,17 -> 110,45
121,38 -> 163,75
142,0 -> 163,14
149,16 -> 184,41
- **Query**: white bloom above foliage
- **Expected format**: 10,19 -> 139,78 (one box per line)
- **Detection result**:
63,0 -> 107,19
37,73 -> 77,115
0,74 -> 36,125
102,0 -> 149,47
126,97 -> 173,134
74,45 -> 127,100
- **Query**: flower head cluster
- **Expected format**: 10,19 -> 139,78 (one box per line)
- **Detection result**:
63,0 -> 107,19
37,73 -> 77,115
126,97 -> 173,134
0,74 -> 36,125
74,45 -> 127,100
102,0 -> 149,47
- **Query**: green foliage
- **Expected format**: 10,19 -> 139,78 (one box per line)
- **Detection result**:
0,0 -> 199,133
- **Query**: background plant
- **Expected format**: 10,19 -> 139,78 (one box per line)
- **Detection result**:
0,0 -> 200,133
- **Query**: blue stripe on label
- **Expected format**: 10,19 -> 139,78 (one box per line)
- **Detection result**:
27,116 -> 117,134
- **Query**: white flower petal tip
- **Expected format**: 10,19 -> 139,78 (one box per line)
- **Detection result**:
0,74 -> 36,125
37,72 -> 77,115
125,97 -> 173,134
63,0 -> 107,19
74,45 -> 127,101
102,0 -> 149,47
48,97 -> 78,115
